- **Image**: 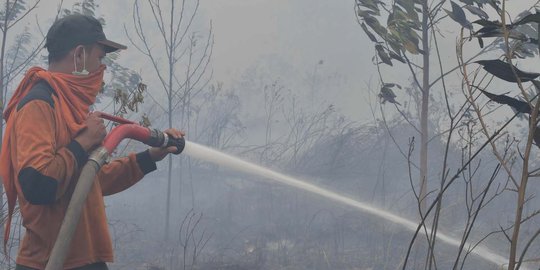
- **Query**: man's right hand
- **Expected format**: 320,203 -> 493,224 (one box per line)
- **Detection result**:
75,112 -> 107,152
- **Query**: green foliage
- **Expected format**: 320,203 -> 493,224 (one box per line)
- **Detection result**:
463,5 -> 488,20
101,52 -> 143,99
514,12 -> 540,25
471,12 -> 539,57
459,0 -> 500,11
360,22 -> 378,42
375,44 -> 392,66
378,83 -> 402,105
0,0 -> 27,27
475,59 -> 540,82
445,1 -> 472,30
355,0 -> 426,105
441,0 -> 540,58
457,2 -> 540,129
461,3 -> 540,130
113,82 -> 147,118
447,2 -> 539,87
356,0 -> 383,16
478,88 -> 532,114
355,0 -> 423,70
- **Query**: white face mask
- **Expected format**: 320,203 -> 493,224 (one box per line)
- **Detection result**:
72,47 -> 89,76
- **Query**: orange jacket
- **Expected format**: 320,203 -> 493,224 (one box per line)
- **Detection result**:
2,78 -> 156,268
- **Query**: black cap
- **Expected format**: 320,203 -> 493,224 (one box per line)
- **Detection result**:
45,14 -> 127,55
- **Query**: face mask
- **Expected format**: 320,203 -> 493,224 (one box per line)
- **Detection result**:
72,47 -> 89,76
63,64 -> 106,95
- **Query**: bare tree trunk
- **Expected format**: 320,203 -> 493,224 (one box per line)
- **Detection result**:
127,0 -> 210,241
0,0 -> 10,242
164,0 -> 176,240
417,3 -> 430,267
503,0 -> 532,267
165,23 -> 174,244
507,78 -> 540,270
419,0 -> 430,213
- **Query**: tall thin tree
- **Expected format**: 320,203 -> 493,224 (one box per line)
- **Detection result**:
127,0 -> 213,239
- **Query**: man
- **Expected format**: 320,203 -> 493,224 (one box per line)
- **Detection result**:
0,14 -> 183,270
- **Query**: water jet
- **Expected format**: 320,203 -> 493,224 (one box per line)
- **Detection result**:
183,140 -> 526,269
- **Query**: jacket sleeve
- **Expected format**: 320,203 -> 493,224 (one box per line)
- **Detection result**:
98,150 -> 157,196
14,101 -> 88,205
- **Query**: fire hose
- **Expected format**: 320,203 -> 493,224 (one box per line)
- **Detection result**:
45,112 -> 185,270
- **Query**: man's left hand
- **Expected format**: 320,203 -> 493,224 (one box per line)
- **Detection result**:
148,128 -> 185,162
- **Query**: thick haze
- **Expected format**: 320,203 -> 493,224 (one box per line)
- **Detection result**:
24,0 -> 538,121
5,1 -> 540,269
31,0 -> 373,120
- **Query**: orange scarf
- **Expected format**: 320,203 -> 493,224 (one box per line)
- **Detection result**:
0,65 -> 105,251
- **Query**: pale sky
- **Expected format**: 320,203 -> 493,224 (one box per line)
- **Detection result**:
15,0 -> 540,122
99,0 -> 372,120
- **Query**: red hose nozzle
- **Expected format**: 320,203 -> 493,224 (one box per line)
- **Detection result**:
102,124 -> 185,155
97,112 -> 185,155
102,124 -> 151,154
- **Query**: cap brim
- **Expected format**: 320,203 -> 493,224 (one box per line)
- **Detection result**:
98,39 -> 127,53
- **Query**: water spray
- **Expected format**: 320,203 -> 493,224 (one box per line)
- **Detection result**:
181,141 -> 531,270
